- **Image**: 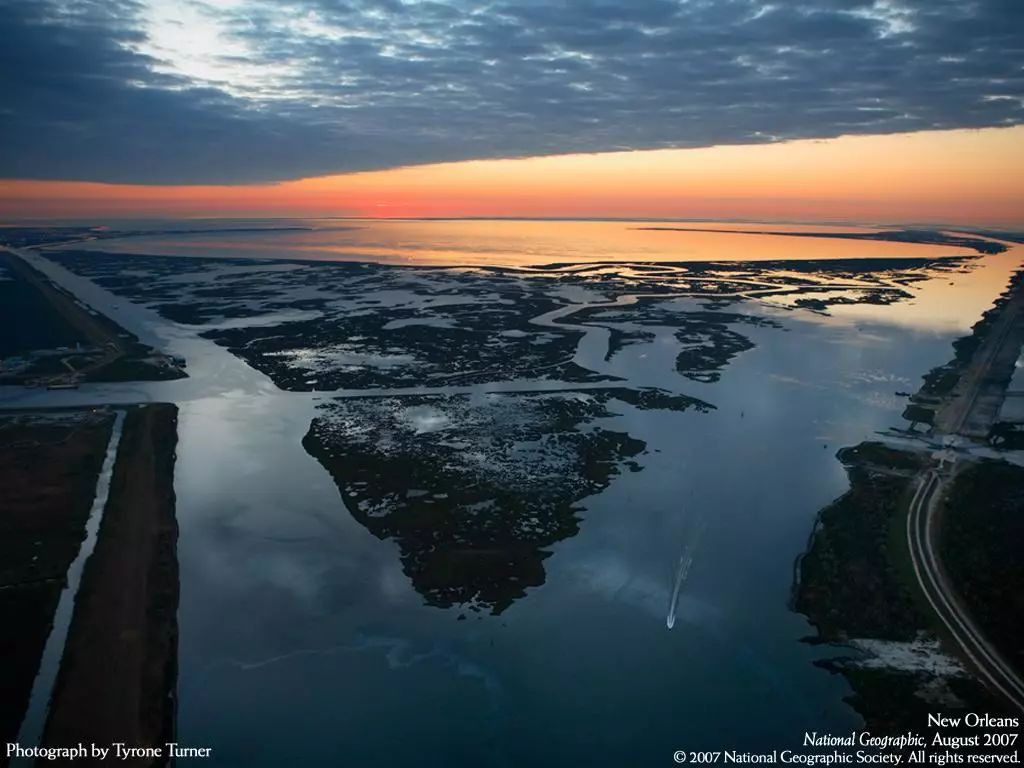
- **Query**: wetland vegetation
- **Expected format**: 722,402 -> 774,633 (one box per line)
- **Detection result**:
0,409 -> 114,749
793,442 -> 1002,732
3,222 -> 1022,763
941,461 -> 1024,674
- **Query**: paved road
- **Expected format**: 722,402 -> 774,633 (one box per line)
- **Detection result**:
907,468 -> 1024,712
903,234 -> 1024,712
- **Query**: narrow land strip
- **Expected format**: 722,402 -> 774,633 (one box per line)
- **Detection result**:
0,249 -> 125,356
796,243 -> 1024,728
934,270 -> 1024,437
39,404 -> 180,767
906,262 -> 1024,714
0,247 -> 186,386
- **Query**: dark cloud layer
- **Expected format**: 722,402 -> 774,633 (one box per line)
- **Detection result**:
1,0 -> 1022,183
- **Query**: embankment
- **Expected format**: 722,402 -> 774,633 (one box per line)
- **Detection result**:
39,404 -> 180,767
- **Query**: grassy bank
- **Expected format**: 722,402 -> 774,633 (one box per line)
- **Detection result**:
940,460 -> 1024,675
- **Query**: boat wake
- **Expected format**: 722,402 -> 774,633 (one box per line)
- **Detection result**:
666,518 -> 706,630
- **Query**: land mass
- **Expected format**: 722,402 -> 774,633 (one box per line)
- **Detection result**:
0,409 -> 115,755
633,227 -> 1007,255
40,404 -> 180,767
796,249 -> 1024,731
0,248 -> 186,386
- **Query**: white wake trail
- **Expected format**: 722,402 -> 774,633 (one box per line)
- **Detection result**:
666,518 -> 707,630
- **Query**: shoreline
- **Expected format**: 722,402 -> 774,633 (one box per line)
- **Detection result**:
793,253 -> 1024,730
0,247 -> 186,386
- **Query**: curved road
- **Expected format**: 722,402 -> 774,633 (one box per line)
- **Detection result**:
905,231 -> 1024,713
906,468 -> 1024,712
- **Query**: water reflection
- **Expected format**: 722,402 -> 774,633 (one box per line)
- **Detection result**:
56,218 -> 973,267
2,228 -> 1020,765
303,391 -> 705,615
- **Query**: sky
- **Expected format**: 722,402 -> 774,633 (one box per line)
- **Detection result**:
1,0 -> 1022,223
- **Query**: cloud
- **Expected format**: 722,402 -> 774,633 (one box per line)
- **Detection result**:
0,0 -> 1021,183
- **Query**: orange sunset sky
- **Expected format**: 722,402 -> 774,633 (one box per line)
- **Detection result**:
3,126 -> 1022,226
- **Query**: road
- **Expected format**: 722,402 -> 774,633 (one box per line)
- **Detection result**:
901,233 -> 1024,713
906,468 -> 1024,712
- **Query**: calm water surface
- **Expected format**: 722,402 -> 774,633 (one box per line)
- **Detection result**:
8,224 -> 1022,766
59,218 -> 966,266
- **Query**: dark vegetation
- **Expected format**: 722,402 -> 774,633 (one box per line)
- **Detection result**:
673,316 -> 759,383
968,230 -> 1024,245
0,412 -> 114,595
42,405 -> 180,765
88,343 -> 187,383
0,227 -> 95,249
0,410 -> 114,752
47,248 -> 972,393
574,303 -> 783,382
0,225 -> 325,251
51,251 -> 614,389
205,296 -> 607,390
990,421 -> 1024,449
941,460 -> 1024,674
633,227 -> 1006,255
305,389 -> 702,615
0,255 -> 86,358
0,250 -> 186,384
794,442 -> 1001,733
835,668 -> 1000,735
793,288 -> 911,311
795,443 -> 926,641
